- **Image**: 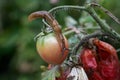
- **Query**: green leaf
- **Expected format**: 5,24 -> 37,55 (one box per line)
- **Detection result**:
41,66 -> 60,80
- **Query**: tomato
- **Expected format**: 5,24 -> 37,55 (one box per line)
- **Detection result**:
98,58 -> 119,80
36,33 -> 69,64
79,38 -> 120,80
79,48 -> 99,80
93,39 -> 120,80
89,71 -> 103,80
93,38 -> 118,60
79,48 -> 97,71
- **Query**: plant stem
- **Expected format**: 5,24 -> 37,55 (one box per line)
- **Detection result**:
47,5 -> 120,42
42,5 -> 86,27
49,5 -> 86,14
43,4 -> 120,54
90,3 -> 120,25
73,31 -> 114,54
86,7 -> 120,42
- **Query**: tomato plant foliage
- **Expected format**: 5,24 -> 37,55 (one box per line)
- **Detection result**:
28,2 -> 120,80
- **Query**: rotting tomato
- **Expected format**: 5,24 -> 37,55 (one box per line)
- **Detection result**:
89,71 -> 103,80
36,33 -> 69,65
98,58 -> 119,80
93,38 -> 120,80
93,38 -> 118,60
79,48 -> 100,80
79,38 -> 120,80
79,48 -> 97,72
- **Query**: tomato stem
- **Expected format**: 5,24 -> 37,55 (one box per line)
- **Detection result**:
73,31 -> 114,54
86,7 -> 120,42
90,3 -> 120,25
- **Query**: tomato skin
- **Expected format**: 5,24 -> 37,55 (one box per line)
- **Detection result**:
36,33 -> 69,64
93,39 -> 119,80
79,48 -> 97,72
98,57 -> 119,80
93,38 -> 118,60
79,48 -> 100,80
89,71 -> 103,80
79,39 -> 120,80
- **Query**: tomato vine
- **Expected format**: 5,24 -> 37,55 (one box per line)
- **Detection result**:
28,2 -> 120,80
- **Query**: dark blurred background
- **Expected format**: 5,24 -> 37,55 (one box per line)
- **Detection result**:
0,0 -> 120,80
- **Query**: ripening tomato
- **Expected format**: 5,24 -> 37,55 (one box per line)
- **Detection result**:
36,33 -> 69,64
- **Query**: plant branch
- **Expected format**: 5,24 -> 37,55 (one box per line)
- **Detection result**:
90,3 -> 120,25
46,4 -> 120,41
42,5 -> 86,27
73,31 -> 113,54
48,5 -> 86,14
86,7 -> 120,42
